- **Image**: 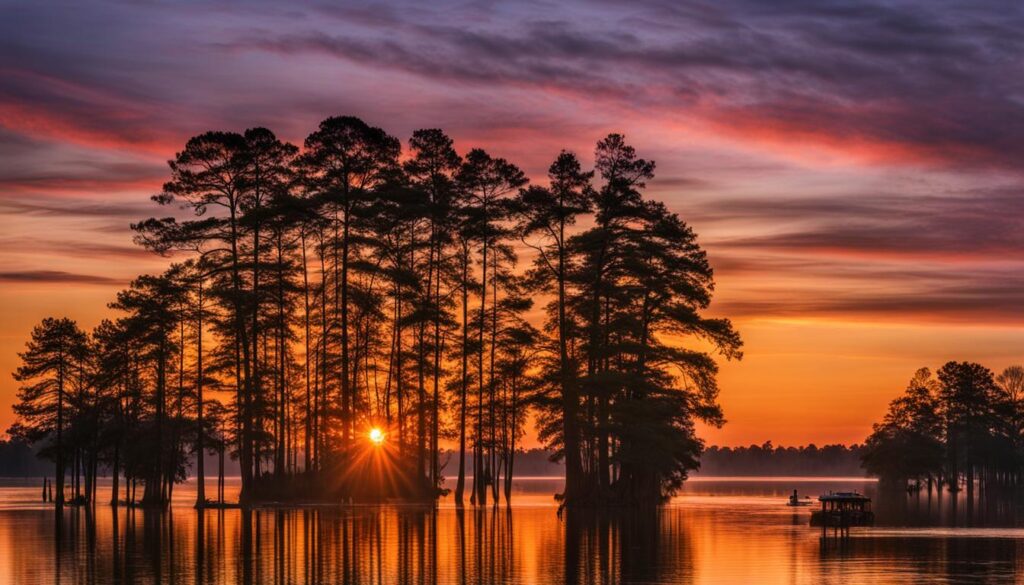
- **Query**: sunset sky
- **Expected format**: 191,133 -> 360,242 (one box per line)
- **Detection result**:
2,0 -> 1023,447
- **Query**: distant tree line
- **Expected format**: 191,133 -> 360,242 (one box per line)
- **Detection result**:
0,440 -> 567,480
0,439 -> 52,477
862,362 -> 1024,499
697,443 -> 865,477
444,448 -> 565,478
9,116 -> 740,508
0,442 -> 875,479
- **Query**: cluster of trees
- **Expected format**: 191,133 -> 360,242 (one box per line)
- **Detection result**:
862,362 -> 1024,499
10,116 -> 740,508
10,315 -> 232,507
698,443 -> 865,476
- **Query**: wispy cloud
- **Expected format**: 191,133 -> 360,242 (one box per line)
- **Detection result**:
219,0 -> 1024,169
0,236 -> 154,260
3,0 -> 1023,168
701,186 -> 1024,261
0,195 -> 159,219
0,270 -> 122,285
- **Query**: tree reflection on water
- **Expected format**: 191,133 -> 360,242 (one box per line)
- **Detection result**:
13,479 -> 1024,584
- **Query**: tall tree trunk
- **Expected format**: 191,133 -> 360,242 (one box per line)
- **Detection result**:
195,275 -> 206,508
110,446 -> 120,506
417,234 -> 430,494
396,266 -> 405,463
218,441 -> 225,504
301,232 -> 313,474
55,352 -> 64,507
489,264 -> 499,504
340,205 -> 351,467
228,204 -> 255,505
475,213 -> 488,506
505,373 -> 519,505
430,237 -> 443,493
317,239 -> 329,473
250,199 -> 262,495
276,236 -> 287,478
557,218 -> 583,506
143,337 -> 167,506
455,244 -> 469,505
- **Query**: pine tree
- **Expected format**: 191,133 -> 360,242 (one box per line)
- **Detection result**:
11,317 -> 89,507
516,151 -> 593,505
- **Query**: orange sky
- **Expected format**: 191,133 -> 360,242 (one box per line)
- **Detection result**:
3,1 -> 1024,448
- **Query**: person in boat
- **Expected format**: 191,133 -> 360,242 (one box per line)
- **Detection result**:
789,489 -> 799,505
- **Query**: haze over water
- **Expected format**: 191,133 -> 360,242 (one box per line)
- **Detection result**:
6,477 -> 1024,584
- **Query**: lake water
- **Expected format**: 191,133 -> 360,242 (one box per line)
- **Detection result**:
3,476 -> 1024,584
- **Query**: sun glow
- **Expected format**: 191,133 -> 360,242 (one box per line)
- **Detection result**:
369,427 -> 385,445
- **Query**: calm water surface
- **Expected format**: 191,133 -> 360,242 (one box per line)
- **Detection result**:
3,477 -> 1024,584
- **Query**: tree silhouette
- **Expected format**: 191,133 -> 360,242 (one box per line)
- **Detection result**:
863,368 -> 944,486
91,317 -> 136,504
108,269 -> 190,505
11,317 -> 88,506
456,148 -> 527,505
134,130 -> 259,502
863,361 -> 1024,499
11,117 -> 741,509
516,151 -> 593,506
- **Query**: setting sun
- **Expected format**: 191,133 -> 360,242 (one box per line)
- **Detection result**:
369,428 -> 385,446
